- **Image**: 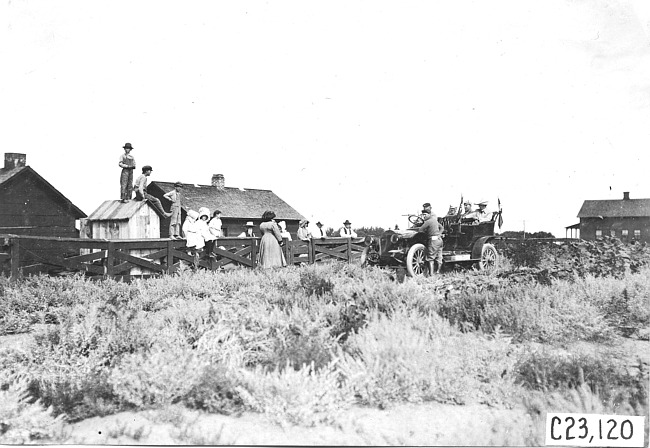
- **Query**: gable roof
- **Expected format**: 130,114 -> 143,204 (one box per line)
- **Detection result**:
0,165 -> 87,218
578,198 -> 650,218
88,200 -> 163,221
150,181 -> 305,221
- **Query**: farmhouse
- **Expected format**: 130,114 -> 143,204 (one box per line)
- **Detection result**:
573,192 -> 650,243
0,153 -> 86,237
147,174 -> 305,238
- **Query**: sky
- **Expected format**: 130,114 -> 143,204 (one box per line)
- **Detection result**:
1,0 -> 649,237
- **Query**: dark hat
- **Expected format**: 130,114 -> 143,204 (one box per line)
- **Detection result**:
422,202 -> 431,208
174,181 -> 183,187
343,220 -> 351,225
123,143 -> 133,149
316,221 -> 323,226
142,165 -> 153,173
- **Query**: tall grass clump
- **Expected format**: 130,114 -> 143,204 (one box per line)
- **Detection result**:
338,308 -> 520,408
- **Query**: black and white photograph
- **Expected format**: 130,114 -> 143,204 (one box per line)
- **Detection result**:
1,0 -> 649,445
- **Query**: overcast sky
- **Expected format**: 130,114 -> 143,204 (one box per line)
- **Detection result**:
2,0 -> 649,236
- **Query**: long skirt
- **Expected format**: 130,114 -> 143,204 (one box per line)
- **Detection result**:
257,233 -> 287,269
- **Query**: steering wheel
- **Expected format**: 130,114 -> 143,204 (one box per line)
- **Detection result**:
408,214 -> 425,226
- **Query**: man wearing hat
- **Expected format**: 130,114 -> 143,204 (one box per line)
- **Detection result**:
163,182 -> 184,238
417,207 -> 444,275
238,222 -> 257,238
461,201 -> 474,219
339,220 -> 357,238
133,165 -> 172,218
473,200 -> 490,222
297,219 -> 312,241
118,143 -> 136,202
315,221 -> 327,238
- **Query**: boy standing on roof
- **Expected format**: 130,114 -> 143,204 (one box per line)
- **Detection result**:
163,182 -> 183,239
118,143 -> 136,202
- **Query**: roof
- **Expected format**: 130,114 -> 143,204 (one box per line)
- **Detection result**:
150,181 -> 305,221
88,200 -> 162,221
0,165 -> 87,218
577,198 -> 650,218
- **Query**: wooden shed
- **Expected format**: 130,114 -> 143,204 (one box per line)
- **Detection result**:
81,199 -> 164,275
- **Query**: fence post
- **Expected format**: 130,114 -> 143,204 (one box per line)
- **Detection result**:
166,239 -> 174,274
308,239 -> 314,264
250,238 -> 258,268
105,241 -> 115,279
10,237 -> 21,280
347,238 -> 352,263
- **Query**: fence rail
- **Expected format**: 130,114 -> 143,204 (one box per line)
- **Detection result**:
0,234 -> 366,280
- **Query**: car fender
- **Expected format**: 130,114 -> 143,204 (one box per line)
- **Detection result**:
471,236 -> 495,260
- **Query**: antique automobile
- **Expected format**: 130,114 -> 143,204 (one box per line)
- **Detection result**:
361,208 -> 502,277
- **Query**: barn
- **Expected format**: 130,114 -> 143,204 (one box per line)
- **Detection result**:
0,153 -> 86,237
574,192 -> 650,243
147,174 -> 305,238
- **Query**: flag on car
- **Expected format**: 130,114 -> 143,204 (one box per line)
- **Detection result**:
497,198 -> 503,229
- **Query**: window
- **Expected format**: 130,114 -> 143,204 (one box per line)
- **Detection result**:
595,229 -> 602,238
634,229 -> 641,239
622,229 -> 628,238
610,230 -> 616,237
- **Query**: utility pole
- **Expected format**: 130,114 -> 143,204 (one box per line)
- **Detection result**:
523,220 -> 526,240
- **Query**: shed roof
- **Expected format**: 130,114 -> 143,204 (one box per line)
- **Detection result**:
150,181 -> 305,221
0,166 -> 86,218
88,200 -> 161,221
577,198 -> 650,218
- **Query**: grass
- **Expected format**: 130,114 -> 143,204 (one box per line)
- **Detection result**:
0,246 -> 648,443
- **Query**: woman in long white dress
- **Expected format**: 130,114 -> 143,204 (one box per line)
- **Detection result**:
257,211 -> 287,269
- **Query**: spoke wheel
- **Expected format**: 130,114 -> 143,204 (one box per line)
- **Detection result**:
406,243 -> 426,277
478,243 -> 498,272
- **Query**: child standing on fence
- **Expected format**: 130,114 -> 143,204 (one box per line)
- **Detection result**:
163,182 -> 183,239
198,207 -> 217,259
208,210 -> 222,238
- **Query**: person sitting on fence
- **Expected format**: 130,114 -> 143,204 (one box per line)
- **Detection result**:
297,219 -> 311,241
314,221 -> 327,239
182,210 -> 203,267
133,165 -> 172,218
198,207 -> 217,259
339,220 -> 357,238
118,143 -> 136,202
278,220 -> 292,241
257,211 -> 287,269
163,182 -> 183,239
238,222 -> 257,238
208,210 -> 223,238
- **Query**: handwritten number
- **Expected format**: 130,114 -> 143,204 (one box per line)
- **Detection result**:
578,417 -> 588,439
620,420 -> 633,440
565,416 -> 575,440
607,419 -> 618,440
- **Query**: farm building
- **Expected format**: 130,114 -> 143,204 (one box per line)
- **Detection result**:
147,174 -> 305,238
572,192 -> 650,243
0,152 -> 86,237
81,200 -> 163,239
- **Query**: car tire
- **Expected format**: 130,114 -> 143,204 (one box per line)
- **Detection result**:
478,243 -> 498,272
406,243 -> 426,277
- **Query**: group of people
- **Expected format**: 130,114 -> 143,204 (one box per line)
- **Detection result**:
297,219 -> 358,240
446,200 -> 491,223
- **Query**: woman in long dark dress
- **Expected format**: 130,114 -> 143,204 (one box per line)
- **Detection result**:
257,211 -> 287,269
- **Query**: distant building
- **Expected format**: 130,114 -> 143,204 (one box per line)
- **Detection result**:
0,153 -> 86,237
148,174 -> 305,238
572,192 -> 650,243
82,200 -> 164,240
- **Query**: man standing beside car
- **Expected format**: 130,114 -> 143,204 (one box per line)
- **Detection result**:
418,203 -> 443,275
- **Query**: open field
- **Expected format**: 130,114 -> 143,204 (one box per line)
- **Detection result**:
1,239 -> 649,445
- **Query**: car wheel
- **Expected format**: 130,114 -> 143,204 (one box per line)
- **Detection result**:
478,243 -> 498,272
406,243 -> 426,277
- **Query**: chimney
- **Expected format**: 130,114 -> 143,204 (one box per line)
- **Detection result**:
212,174 -> 225,190
623,192 -> 630,200
4,153 -> 26,170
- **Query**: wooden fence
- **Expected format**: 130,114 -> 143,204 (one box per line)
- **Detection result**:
0,234 -> 366,280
